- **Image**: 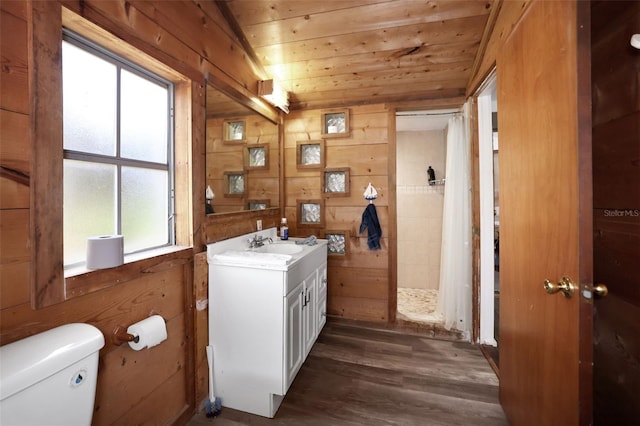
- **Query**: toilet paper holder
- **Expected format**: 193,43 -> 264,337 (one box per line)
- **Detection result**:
112,325 -> 139,345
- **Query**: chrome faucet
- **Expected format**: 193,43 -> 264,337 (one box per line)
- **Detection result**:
248,235 -> 273,248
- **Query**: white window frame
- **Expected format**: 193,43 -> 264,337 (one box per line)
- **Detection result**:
62,30 -> 176,268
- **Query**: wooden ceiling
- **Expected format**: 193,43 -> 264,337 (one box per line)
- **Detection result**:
223,0 -> 495,111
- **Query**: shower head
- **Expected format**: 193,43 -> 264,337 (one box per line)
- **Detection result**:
631,34 -> 640,50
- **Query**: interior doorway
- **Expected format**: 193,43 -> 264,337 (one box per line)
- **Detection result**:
394,110 -> 464,338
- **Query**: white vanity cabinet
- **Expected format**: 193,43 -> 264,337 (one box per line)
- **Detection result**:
207,234 -> 327,418
284,261 -> 327,389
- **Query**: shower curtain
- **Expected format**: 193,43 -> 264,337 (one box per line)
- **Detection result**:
437,102 -> 472,339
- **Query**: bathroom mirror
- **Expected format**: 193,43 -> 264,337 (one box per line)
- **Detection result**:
206,82 -> 279,214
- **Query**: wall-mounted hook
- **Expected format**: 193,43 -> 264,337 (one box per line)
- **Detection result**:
363,182 -> 378,203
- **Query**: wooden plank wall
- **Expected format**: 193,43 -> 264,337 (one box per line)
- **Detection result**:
0,1 -> 276,424
193,252 -> 209,410
591,1 -> 640,423
283,105 -> 391,322
206,115 -> 279,213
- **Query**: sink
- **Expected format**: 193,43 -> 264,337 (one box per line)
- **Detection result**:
256,243 -> 303,255
213,249 -> 293,267
211,243 -> 303,267
208,229 -> 327,272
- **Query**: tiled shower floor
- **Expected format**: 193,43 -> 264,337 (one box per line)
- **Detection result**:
397,288 -> 443,324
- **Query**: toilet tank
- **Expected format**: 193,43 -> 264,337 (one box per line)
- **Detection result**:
0,323 -> 105,426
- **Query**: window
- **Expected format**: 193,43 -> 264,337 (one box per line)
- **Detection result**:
296,140 -> 324,169
322,168 -> 350,196
31,6 -> 192,307
223,119 -> 246,142
62,31 -> 174,267
322,231 -> 350,256
245,144 -> 269,170
297,199 -> 325,227
321,109 -> 350,138
223,171 -> 246,196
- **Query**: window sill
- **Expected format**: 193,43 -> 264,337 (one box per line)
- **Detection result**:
64,245 -> 193,299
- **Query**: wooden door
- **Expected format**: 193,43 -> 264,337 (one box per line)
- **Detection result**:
497,1 -> 593,425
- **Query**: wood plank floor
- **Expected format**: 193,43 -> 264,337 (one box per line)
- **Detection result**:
186,320 -> 507,426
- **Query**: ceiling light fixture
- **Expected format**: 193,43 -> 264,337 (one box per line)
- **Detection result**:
258,79 -> 289,113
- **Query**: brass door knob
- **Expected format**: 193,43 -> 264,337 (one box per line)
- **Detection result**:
543,276 -> 575,298
593,283 -> 608,297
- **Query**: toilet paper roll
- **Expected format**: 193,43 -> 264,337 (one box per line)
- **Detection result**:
127,315 -> 167,351
86,235 -> 124,269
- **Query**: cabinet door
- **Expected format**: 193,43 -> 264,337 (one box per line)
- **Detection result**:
303,271 -> 317,357
317,292 -> 327,333
285,281 -> 304,391
316,264 -> 327,334
318,263 -> 327,295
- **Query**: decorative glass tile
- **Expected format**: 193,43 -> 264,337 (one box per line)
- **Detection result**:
228,174 -> 244,194
301,203 -> 321,224
325,113 -> 346,134
325,171 -> 346,193
301,144 -> 321,165
248,147 -> 266,167
227,121 -> 244,140
249,201 -> 267,210
326,233 -> 346,255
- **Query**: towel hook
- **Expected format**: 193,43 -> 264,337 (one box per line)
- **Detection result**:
363,182 -> 378,203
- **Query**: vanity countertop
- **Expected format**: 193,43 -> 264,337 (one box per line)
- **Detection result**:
207,229 -> 327,271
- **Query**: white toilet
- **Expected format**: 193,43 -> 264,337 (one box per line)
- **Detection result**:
0,323 -> 105,426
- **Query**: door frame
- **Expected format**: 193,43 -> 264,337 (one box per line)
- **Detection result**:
576,1 -> 594,421
476,71 -> 498,346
